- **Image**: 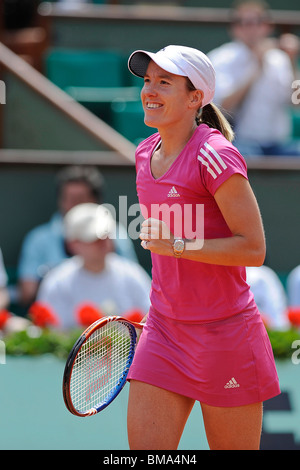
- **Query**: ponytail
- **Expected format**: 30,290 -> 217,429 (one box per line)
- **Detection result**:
186,78 -> 234,142
198,103 -> 235,143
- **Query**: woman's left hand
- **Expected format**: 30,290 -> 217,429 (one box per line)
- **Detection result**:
139,218 -> 174,256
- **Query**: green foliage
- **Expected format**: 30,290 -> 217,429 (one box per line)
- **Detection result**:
267,328 -> 300,360
4,327 -> 82,360
3,326 -> 300,360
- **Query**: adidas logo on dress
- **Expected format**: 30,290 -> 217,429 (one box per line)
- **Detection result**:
167,186 -> 180,197
224,377 -> 240,389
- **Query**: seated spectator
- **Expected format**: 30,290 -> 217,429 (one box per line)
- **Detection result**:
0,248 -> 9,312
286,266 -> 300,328
34,203 -> 151,331
0,248 -> 31,335
208,0 -> 300,157
287,265 -> 300,307
18,165 -> 138,308
278,33 -> 300,79
246,265 -> 289,330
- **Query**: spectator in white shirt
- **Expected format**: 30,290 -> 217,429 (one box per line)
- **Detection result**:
287,265 -> 300,307
0,248 -> 9,311
18,165 -> 138,308
0,248 -> 31,334
208,0 -> 300,157
246,265 -> 289,330
35,203 -> 151,331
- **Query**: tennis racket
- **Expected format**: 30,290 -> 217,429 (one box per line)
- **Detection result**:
62,315 -> 143,417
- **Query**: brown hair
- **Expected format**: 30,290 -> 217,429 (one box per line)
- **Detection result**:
199,103 -> 235,143
186,78 -> 234,142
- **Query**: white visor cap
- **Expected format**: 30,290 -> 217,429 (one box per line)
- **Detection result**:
64,203 -> 115,243
128,45 -> 215,107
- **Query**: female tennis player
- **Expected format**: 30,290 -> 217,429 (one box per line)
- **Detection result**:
126,45 -> 280,450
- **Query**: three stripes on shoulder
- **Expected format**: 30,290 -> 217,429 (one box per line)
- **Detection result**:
198,142 -> 228,180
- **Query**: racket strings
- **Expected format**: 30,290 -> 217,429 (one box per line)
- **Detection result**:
70,321 -> 134,413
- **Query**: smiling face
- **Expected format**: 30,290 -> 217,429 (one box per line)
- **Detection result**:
140,60 -> 203,132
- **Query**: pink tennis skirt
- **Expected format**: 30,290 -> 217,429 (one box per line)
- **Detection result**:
127,307 -> 280,407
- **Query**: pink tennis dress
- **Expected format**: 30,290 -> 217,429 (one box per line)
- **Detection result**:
127,124 -> 280,407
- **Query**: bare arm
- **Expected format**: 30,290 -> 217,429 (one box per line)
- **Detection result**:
184,174 -> 266,266
140,174 -> 266,267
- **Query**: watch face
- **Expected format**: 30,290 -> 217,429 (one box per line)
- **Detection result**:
174,239 -> 185,253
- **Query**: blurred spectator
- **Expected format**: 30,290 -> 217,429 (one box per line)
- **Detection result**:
0,248 -> 9,311
0,248 -> 31,335
208,0 -> 300,157
278,33 -> 300,79
34,203 -> 151,330
18,166 -> 138,308
246,265 -> 289,330
286,265 -> 300,328
287,265 -> 300,307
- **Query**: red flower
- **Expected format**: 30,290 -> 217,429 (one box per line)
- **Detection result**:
287,307 -> 300,327
0,310 -> 12,329
77,303 -> 104,327
28,302 -> 60,328
124,309 -> 144,323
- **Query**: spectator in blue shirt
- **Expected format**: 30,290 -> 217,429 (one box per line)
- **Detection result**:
18,165 -> 138,307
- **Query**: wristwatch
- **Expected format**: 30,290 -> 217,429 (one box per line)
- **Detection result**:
172,238 -> 185,258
